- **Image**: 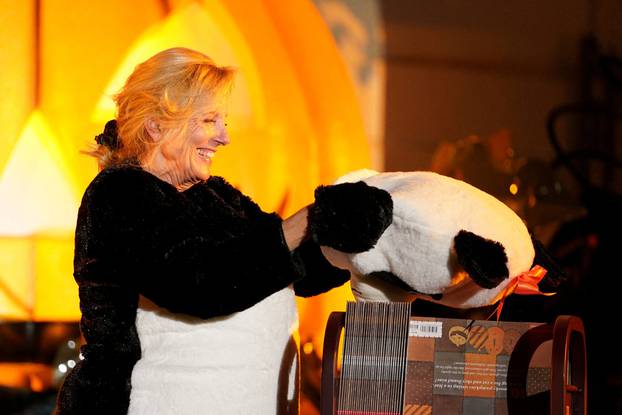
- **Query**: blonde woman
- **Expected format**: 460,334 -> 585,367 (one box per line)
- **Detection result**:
54,48 -> 392,414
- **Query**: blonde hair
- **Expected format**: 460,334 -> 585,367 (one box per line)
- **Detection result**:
89,47 -> 235,168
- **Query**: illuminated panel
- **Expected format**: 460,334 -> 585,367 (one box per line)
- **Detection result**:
0,111 -> 79,236
0,237 -> 32,320
33,234 -> 77,321
262,0 -> 371,180
0,2 -> 35,173
39,0 -> 162,194
0,111 -> 78,320
0,235 -> 75,321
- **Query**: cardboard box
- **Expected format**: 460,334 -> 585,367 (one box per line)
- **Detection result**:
403,317 -> 551,415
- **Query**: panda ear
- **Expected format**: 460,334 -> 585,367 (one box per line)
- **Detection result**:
531,235 -> 566,291
454,230 -> 509,289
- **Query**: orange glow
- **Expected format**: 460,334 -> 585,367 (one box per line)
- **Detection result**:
302,341 -> 315,355
0,238 -> 33,320
0,234 -> 75,321
222,0 -> 368,352
0,363 -> 53,390
33,235 -> 79,321
1,0 -> 368,350
0,111 -> 80,235
0,2 -> 35,174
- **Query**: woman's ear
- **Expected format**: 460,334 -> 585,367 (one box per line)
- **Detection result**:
144,118 -> 162,141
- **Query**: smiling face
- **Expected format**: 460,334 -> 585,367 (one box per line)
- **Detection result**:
144,101 -> 229,190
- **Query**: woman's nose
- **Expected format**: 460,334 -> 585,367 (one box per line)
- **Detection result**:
215,126 -> 230,146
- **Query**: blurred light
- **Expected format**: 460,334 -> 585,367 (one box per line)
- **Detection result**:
67,360 -> 76,368
58,363 -> 67,373
79,353 -> 84,360
528,194 -> 537,208
30,375 -> 44,392
302,341 -> 314,355
503,159 -> 512,170
509,183 -> 518,195
68,340 -> 76,349
587,234 -> 599,248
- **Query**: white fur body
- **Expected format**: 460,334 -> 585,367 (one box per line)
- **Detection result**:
329,170 -> 535,309
128,287 -> 299,415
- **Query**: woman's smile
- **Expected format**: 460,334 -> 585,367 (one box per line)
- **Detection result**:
196,147 -> 216,161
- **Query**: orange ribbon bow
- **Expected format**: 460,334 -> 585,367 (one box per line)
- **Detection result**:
492,265 -> 555,321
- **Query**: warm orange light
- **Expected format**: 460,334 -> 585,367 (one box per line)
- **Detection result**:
0,2 -> 35,174
302,341 -> 315,355
0,363 -> 52,390
1,0 -> 368,348
509,183 -> 519,195
0,111 -> 80,236
0,235 -> 76,321
0,111 -> 79,320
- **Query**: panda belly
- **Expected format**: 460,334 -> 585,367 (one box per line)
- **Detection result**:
127,287 -> 299,415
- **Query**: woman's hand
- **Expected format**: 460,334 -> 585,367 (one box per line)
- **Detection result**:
282,206 -> 310,251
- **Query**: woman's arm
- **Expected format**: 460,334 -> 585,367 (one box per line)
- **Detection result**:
282,205 -> 351,296
205,176 -> 395,296
281,205 -> 310,251
185,177 -> 352,297
196,177 -> 310,251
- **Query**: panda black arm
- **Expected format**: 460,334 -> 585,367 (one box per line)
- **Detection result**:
308,181 -> 393,253
194,177 -> 361,296
292,239 -> 351,297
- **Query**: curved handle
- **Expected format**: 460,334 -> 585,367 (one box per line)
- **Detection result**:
321,312 -> 345,415
507,324 -> 553,414
551,315 -> 587,415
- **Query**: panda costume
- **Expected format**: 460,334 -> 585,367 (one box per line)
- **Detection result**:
55,165 -> 356,415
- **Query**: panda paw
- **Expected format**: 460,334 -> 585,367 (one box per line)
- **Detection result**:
309,181 -> 393,253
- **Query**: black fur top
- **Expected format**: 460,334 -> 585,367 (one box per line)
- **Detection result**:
56,165 -> 349,414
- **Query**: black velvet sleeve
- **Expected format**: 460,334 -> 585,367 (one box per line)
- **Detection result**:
291,239 -> 350,297
80,167 -> 305,320
191,177 -> 351,297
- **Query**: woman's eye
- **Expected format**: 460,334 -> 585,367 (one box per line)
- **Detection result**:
203,118 -> 216,124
